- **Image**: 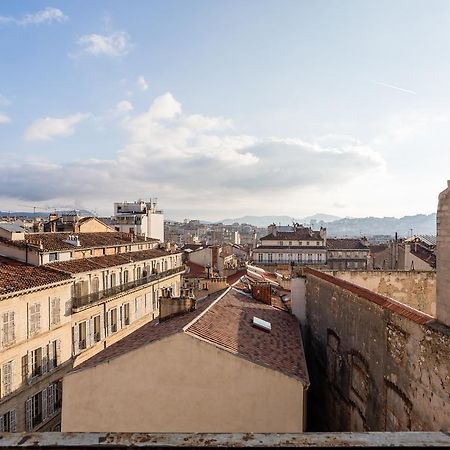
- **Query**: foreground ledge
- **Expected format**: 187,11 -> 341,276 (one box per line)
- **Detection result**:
0,432 -> 449,447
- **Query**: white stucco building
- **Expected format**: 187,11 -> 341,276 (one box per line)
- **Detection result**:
110,199 -> 164,242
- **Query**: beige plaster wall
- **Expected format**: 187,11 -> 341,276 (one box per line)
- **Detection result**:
62,332 -> 305,433
327,270 -> 436,316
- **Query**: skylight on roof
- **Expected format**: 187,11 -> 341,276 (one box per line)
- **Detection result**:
252,316 -> 271,332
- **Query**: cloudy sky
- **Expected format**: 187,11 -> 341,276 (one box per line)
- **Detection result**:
0,0 -> 449,221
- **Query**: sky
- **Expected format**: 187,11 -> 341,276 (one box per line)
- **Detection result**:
0,0 -> 449,222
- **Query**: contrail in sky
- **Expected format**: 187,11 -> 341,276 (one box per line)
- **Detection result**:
372,80 -> 417,95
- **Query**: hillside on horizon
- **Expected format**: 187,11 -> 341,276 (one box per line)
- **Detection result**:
220,213 -> 437,237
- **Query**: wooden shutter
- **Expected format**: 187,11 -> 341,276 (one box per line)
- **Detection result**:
99,313 -> 105,340
35,303 -> 41,333
10,410 -> 16,432
1,313 -> 7,347
42,345 -> 49,373
118,306 -> 123,331
55,340 -> 61,366
26,351 -> 32,381
47,384 -> 55,415
41,388 -> 48,420
129,300 -> 135,323
25,398 -> 32,431
0,413 -> 4,432
48,342 -> 55,370
9,312 -> 15,343
88,319 -> 94,347
73,325 -> 79,355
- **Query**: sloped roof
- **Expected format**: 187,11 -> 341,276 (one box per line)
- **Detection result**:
261,229 -> 322,241
326,238 -> 369,250
186,289 -> 308,383
73,287 -> 309,385
0,256 -> 72,296
0,232 -> 154,252
49,249 -> 179,274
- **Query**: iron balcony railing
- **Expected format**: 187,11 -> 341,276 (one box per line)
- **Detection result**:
72,266 -> 185,309
255,260 -> 323,265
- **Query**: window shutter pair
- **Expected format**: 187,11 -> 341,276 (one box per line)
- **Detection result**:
88,319 -> 94,347
99,313 -> 105,340
48,343 -> 55,371
47,384 -> 55,416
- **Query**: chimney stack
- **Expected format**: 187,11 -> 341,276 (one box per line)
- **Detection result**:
437,180 -> 450,327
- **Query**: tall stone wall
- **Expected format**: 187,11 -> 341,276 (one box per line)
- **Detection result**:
327,270 -> 436,316
437,181 -> 450,327
304,271 -> 450,432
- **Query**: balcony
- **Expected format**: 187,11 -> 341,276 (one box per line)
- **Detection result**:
72,266 -> 185,310
255,260 -> 323,265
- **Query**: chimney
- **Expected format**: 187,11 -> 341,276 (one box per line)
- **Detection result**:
251,282 -> 272,305
437,180 -> 450,327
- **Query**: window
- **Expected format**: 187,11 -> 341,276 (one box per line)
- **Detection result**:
93,315 -> 101,342
258,253 -> 263,262
50,298 -> 60,326
29,303 -> 41,336
102,248 -> 106,255
289,241 -> 292,246
268,253 -> 273,263
1,361 -> 13,397
47,380 -> 62,416
110,308 -> 118,333
152,291 -> 158,311
26,390 -> 45,431
123,304 -> 130,326
31,348 -> 42,378
123,270 -> 129,284
48,252 -> 58,262
0,410 -> 16,432
78,322 -> 87,350
110,273 -> 116,288
136,266 -> 142,279
48,340 -> 60,370
278,241 -> 283,246
317,241 -> 320,246
2,311 -> 15,346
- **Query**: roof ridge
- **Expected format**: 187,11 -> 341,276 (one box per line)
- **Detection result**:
183,286 -> 231,332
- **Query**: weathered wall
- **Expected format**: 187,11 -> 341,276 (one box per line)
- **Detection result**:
327,270 -> 436,316
62,333 -> 305,433
437,180 -> 450,327
304,272 -> 450,432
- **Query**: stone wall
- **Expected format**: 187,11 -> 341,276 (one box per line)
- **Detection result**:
304,269 -> 450,432
326,270 -> 436,316
437,180 -> 450,327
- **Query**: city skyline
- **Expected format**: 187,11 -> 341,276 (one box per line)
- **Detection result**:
1,1 -> 449,221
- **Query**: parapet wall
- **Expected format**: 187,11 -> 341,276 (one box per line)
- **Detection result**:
325,270 -> 436,316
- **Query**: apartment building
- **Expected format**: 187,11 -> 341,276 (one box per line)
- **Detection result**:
0,230 -> 184,432
0,258 -> 73,432
61,287 -> 309,433
325,238 -> 370,270
252,224 -> 327,267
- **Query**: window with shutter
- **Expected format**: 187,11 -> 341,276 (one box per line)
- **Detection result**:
29,303 -> 41,336
72,325 -> 80,355
41,388 -> 48,421
50,298 -> 61,326
21,355 -> 28,383
25,398 -> 33,431
2,361 -> 13,397
55,340 -> 61,366
0,410 -> 16,432
2,312 -> 15,347
47,384 -> 55,415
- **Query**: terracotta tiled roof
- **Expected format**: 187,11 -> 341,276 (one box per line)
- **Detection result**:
0,256 -> 72,296
254,245 -> 325,250
73,290 -> 227,372
261,228 -> 322,241
49,249 -> 179,274
186,289 -> 308,384
409,244 -> 436,268
326,238 -> 369,250
184,261 -> 206,279
1,232 -> 155,252
304,267 -> 433,325
74,287 -> 309,385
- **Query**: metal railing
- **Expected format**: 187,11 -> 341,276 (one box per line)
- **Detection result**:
72,266 -> 185,309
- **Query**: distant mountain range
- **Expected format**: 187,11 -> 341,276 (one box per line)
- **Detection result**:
220,213 -> 437,237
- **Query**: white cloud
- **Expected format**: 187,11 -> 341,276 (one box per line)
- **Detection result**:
3,92 -> 388,218
0,113 -> 10,124
115,100 -> 133,114
137,76 -> 149,91
0,7 -> 67,26
77,31 -> 132,57
24,113 -> 90,142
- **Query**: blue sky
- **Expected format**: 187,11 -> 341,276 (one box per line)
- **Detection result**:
0,1 -> 449,221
